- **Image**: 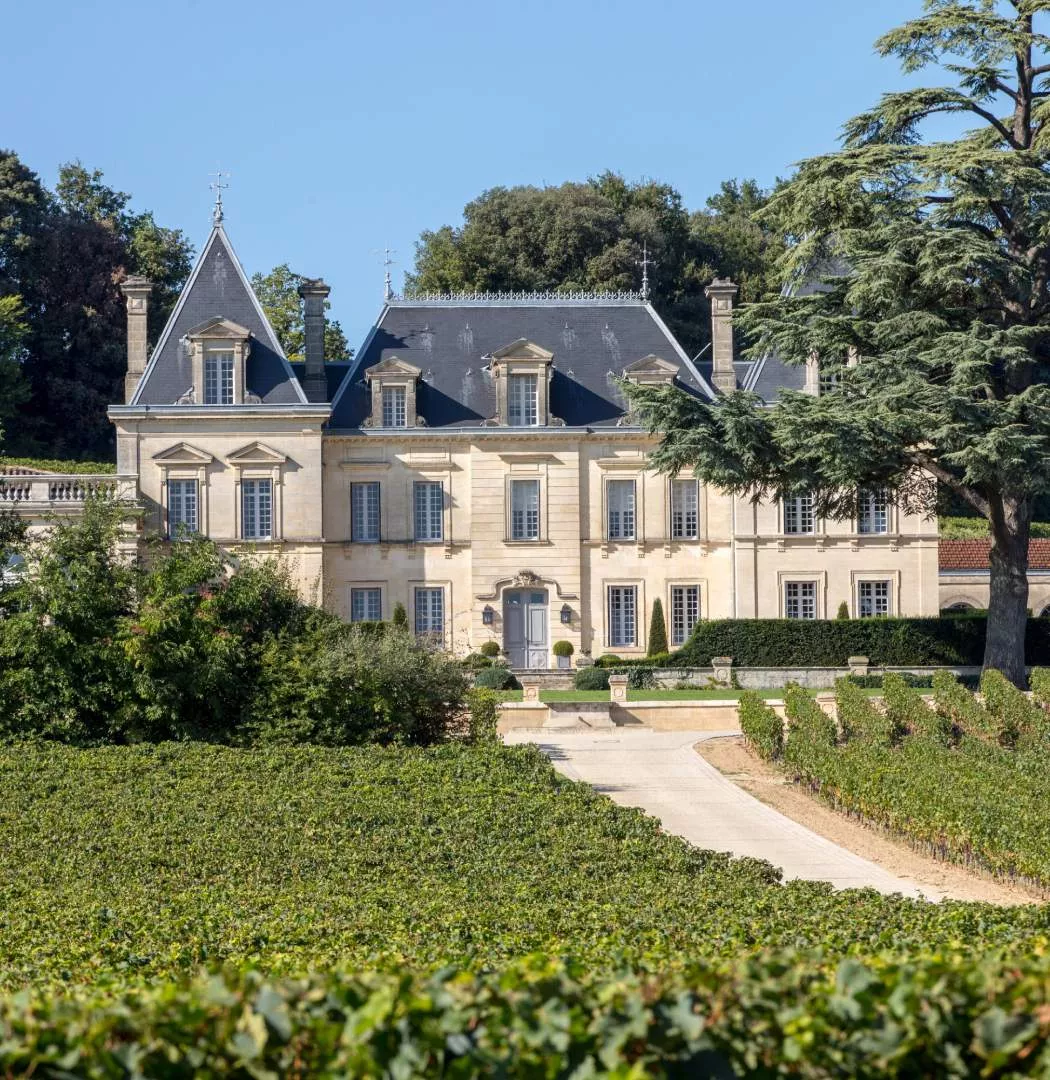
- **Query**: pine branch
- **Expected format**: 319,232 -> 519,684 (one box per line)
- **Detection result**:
908,450 -> 991,518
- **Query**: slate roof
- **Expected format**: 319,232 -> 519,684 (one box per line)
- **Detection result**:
131,226 -> 308,406
328,298 -> 712,431
940,540 -> 1050,571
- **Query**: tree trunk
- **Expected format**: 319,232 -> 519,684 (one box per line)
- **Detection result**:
984,495 -> 1031,687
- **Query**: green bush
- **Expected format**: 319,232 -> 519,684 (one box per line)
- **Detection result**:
472,665 -> 518,690
574,666 -> 610,691
596,653 -> 622,666
784,684 -> 836,775
836,600 -> 850,619
391,602 -> 408,630
552,639 -> 574,657
479,639 -> 501,658
980,669 -> 1048,749
465,687 -> 501,744
738,691 -> 783,760
882,673 -> 951,746
461,652 -> 493,670
835,677 -> 902,746
671,615 -> 1050,667
933,670 -> 995,739
9,956 -> 1050,1078
647,597 -> 668,656
0,456 -> 116,474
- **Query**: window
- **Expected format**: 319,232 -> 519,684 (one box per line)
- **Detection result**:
204,350 -> 234,405
350,587 -> 382,623
167,479 -> 198,537
414,587 -> 444,640
859,580 -> 891,618
670,479 -> 699,540
783,494 -> 815,535
608,586 -> 637,647
510,479 -> 540,541
351,482 -> 381,543
508,374 -> 539,426
858,489 -> 889,534
671,585 -> 701,646
382,386 -> 407,428
784,581 -> 817,620
607,479 -> 636,540
413,481 -> 443,542
241,479 -> 272,540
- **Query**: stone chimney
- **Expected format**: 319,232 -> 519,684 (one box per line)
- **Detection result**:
704,277 -> 739,394
120,275 -> 153,403
297,278 -> 331,403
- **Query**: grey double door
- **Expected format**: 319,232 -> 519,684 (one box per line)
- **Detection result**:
503,589 -> 549,669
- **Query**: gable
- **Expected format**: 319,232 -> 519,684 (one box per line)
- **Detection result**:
152,442 -> 215,464
365,355 -> 422,380
131,226 -> 307,407
226,441 -> 288,465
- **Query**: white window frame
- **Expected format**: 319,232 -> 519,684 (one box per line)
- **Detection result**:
510,478 -> 540,541
166,478 -> 198,538
414,586 -> 445,641
204,349 -> 235,405
607,479 -> 636,541
382,385 -> 407,428
351,482 -> 381,543
858,489 -> 889,535
507,373 -> 539,427
670,479 -> 699,540
241,478 -> 273,541
784,580 -> 817,620
350,586 -> 383,623
670,584 -> 701,646
607,585 -> 638,648
858,579 -> 892,618
413,481 -> 444,542
783,494 -> 815,535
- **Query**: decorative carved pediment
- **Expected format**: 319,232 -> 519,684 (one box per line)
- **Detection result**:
490,339 -> 554,363
152,442 -> 215,464
513,569 -> 541,587
226,441 -> 288,466
622,354 -> 679,384
185,317 -> 252,341
364,355 -> 422,381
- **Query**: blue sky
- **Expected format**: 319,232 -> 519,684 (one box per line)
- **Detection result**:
10,0 -> 924,347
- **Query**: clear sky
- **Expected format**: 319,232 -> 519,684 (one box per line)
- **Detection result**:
9,0 -> 924,347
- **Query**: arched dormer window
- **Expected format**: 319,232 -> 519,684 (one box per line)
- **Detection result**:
183,317 -> 252,405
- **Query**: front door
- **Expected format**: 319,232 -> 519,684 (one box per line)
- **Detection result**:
503,589 -> 549,669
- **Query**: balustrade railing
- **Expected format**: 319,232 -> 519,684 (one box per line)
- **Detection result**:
0,473 -> 137,507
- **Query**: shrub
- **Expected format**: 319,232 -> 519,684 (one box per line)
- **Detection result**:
596,653 -> 622,666
391,602 -> 408,630
552,639 -> 574,657
461,652 -> 493,670
472,665 -> 518,690
465,687 -> 501,744
647,598 -> 668,656
574,666 -> 610,691
882,673 -> 950,746
479,640 -> 501,658
619,666 -> 657,690
836,601 -> 850,620
738,691 -> 783,760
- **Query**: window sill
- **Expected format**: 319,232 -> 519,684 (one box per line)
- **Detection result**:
504,538 -> 549,545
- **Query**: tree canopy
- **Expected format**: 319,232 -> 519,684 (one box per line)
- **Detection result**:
409,172 -> 785,354
626,0 -> 1050,685
250,264 -> 352,362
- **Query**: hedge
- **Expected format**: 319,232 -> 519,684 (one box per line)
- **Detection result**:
673,615 -> 1050,668
7,957 -> 1050,1077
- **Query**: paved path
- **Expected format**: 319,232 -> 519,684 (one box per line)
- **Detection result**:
504,728 -> 942,899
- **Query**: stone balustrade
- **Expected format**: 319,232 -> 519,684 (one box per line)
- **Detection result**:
0,473 -> 139,513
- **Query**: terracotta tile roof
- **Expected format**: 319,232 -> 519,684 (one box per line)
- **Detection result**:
940,539 -> 1050,571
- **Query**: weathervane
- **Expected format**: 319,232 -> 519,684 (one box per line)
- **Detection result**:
638,242 -> 654,301
374,246 -> 397,301
209,167 -> 230,225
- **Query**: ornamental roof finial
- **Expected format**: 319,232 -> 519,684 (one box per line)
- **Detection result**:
209,166 -> 230,225
638,242 -> 654,301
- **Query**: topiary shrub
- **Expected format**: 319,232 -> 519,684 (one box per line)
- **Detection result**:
596,654 -> 622,667
836,601 -> 850,620
552,640 -> 574,658
647,599 -> 668,657
392,602 -> 408,631
473,666 -> 518,691
462,652 -> 493,670
738,691 -> 783,760
479,640 -> 501,658
574,666 -> 610,691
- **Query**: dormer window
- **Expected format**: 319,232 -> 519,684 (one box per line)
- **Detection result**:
364,356 -> 422,428
184,318 -> 252,406
204,349 -> 235,405
490,339 -> 555,427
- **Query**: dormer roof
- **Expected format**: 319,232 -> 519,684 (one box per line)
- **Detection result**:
490,339 -> 554,363
184,316 -> 252,340
622,354 -> 680,383
364,355 -> 422,380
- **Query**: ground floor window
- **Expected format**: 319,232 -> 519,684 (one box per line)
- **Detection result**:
608,585 -> 637,647
241,479 -> 272,540
350,587 -> 382,623
784,581 -> 817,620
167,479 -> 198,537
414,587 -> 444,641
670,585 -> 701,646
858,580 -> 891,618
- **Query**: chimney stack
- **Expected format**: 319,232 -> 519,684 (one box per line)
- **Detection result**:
704,277 -> 739,394
298,278 -> 330,403
120,275 -> 153,403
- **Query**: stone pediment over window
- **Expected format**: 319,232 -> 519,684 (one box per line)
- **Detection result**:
364,355 -> 422,428
151,442 -> 215,465
226,441 -> 288,466
490,339 -> 555,364
622,354 -> 679,386
489,339 -> 556,426
186,317 -> 252,341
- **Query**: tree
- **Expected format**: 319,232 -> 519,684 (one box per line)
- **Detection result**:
626,1 -> 1050,686
251,264 -> 352,362
648,597 -> 669,656
409,174 -> 784,354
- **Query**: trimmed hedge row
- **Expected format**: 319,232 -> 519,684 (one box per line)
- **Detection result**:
7,956 -> 1050,1077
674,615 -> 1050,667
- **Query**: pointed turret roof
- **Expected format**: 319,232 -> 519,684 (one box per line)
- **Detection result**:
131,224 -> 308,406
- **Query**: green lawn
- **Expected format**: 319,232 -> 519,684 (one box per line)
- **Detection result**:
2,741 -> 1048,993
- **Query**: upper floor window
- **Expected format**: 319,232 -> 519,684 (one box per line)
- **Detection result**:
350,587 -> 383,623
510,478 -> 540,541
204,350 -> 235,405
670,479 -> 699,540
167,479 -> 198,538
382,386 -> 407,428
783,494 -> 815,535
351,482 -> 381,543
241,479 -> 272,540
508,374 -> 539,426
607,479 -> 636,540
858,489 -> 889,534
414,481 -> 444,542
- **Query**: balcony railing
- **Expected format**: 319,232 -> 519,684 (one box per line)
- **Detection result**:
0,472 -> 138,509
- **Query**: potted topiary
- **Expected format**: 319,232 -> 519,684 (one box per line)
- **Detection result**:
479,640 -> 500,658
552,640 -> 574,670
